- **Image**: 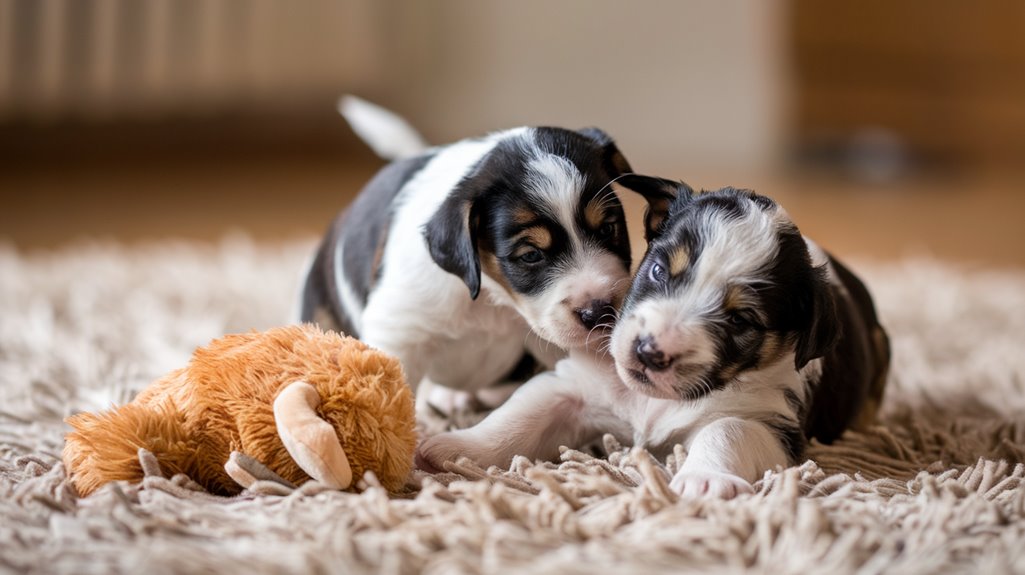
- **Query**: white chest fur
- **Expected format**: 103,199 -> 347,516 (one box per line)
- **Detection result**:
423,305 -> 530,390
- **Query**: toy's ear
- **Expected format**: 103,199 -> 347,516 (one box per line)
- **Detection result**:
423,165 -> 490,299
615,174 -> 695,242
273,381 -> 352,489
577,127 -> 633,175
795,266 -> 841,369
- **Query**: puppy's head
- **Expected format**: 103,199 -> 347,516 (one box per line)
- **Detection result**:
424,127 -> 649,351
610,175 -> 839,400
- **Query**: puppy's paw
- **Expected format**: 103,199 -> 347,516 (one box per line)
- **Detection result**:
416,431 -> 498,473
670,469 -> 753,500
425,385 -> 479,417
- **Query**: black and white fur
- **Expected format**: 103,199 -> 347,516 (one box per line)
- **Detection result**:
418,176 -> 890,498
300,98 -> 648,397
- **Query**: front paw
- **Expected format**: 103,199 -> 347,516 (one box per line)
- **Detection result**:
670,469 -> 753,499
416,431 -> 490,473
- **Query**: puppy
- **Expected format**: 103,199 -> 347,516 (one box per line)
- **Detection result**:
417,177 -> 890,498
300,98 -> 650,398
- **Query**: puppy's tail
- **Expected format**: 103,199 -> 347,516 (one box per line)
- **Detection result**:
338,95 -> 430,161
63,401 -> 195,497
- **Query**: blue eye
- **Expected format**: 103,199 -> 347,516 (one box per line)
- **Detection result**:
649,261 -> 667,283
519,249 -> 544,264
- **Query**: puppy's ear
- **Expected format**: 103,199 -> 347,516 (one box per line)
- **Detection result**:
795,266 -> 841,369
423,178 -> 485,300
577,127 -> 633,175
615,174 -> 694,241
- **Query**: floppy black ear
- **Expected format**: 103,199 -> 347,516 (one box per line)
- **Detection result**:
615,174 -> 694,241
577,127 -> 633,175
795,266 -> 841,369
423,188 -> 483,300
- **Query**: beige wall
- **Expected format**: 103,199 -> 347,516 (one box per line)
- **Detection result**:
0,0 -> 787,174
0,0 -> 385,118
375,0 -> 788,174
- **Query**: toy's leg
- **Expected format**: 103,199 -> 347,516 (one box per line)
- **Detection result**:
274,381 -> 352,489
224,454 -> 257,490
224,451 -> 296,491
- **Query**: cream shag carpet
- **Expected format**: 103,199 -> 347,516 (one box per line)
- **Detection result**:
2,237 -> 1025,574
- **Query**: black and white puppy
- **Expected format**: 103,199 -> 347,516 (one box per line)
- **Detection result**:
418,176 -> 890,498
300,99 -> 646,398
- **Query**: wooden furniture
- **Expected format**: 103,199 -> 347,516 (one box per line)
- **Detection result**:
791,0 -> 1025,167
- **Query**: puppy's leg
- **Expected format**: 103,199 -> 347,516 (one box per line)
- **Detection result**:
473,382 -> 523,409
422,378 -> 478,416
417,369 -> 616,472
671,417 -> 789,499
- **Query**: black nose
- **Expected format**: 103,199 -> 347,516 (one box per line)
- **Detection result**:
576,299 -> 613,330
635,336 -> 673,371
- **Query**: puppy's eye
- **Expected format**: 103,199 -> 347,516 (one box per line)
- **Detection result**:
598,222 -> 616,238
727,311 -> 756,329
649,261 -> 667,283
518,249 -> 545,264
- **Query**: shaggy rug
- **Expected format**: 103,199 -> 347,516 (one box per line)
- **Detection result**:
2,237 -> 1025,574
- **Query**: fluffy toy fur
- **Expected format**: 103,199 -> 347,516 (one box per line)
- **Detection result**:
63,325 -> 416,496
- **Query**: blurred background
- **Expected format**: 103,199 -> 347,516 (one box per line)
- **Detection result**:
1,0 -> 1023,266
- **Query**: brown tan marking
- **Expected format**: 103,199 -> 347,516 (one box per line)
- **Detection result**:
723,285 -> 759,312
643,202 -> 670,242
757,333 -> 785,365
516,226 -> 553,251
369,226 -> 389,289
480,251 -> 515,295
583,202 -> 605,230
511,206 -> 538,226
718,362 -> 743,384
668,246 -> 690,277
854,326 -> 891,429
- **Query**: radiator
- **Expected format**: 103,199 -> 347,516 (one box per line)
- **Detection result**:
0,0 -> 381,121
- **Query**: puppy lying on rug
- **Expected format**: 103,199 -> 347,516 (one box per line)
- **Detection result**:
418,177 -> 891,498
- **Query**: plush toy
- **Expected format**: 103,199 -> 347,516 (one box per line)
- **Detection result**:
63,324 -> 417,496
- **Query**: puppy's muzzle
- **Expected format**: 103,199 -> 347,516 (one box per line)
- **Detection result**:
575,299 -> 615,331
634,335 -> 675,371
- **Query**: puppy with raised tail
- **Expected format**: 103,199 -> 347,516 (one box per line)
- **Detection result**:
300,97 -> 657,400
418,176 -> 890,498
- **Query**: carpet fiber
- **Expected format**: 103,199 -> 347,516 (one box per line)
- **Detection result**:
2,238 -> 1025,574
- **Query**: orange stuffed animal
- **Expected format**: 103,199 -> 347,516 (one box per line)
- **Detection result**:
63,324 -> 416,496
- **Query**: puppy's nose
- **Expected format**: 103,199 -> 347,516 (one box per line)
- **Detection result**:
575,299 -> 613,330
635,336 -> 673,371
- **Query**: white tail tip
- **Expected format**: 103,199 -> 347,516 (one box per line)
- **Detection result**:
338,95 -> 429,161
